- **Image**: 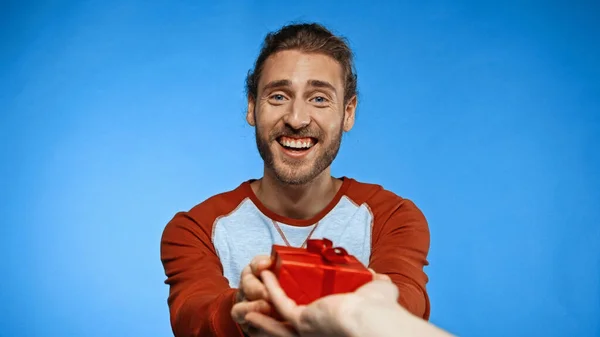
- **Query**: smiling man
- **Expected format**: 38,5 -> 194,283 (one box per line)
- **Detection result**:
160,23 -> 431,337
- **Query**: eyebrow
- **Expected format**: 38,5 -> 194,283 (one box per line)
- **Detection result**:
307,79 -> 337,94
261,79 -> 337,94
262,79 -> 292,91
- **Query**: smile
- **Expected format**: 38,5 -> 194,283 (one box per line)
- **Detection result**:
277,136 -> 317,157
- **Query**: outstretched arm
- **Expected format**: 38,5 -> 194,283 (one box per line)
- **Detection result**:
160,212 -> 244,337
369,199 -> 431,319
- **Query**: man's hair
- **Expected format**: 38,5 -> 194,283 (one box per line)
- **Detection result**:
245,22 -> 358,105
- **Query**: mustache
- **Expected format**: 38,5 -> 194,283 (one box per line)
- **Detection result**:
270,125 -> 322,140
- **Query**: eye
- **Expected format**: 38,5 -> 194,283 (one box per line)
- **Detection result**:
270,94 -> 287,101
311,96 -> 328,104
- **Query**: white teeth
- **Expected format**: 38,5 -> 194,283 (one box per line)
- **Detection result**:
280,138 -> 313,149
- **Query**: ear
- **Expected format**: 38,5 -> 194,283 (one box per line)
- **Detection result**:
246,95 -> 256,126
342,95 -> 357,132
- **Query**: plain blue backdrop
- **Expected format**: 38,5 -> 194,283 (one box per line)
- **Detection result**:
1,1 -> 599,336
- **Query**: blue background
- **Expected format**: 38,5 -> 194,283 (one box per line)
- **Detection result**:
1,1 -> 599,336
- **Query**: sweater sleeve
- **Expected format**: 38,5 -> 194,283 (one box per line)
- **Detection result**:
369,199 -> 431,320
160,211 -> 244,337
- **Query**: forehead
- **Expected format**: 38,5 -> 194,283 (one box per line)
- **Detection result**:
258,50 -> 344,91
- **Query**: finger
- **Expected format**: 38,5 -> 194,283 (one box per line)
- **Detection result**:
240,264 -> 253,282
261,270 -> 303,322
368,268 -> 391,282
374,273 -> 391,282
242,273 -> 269,300
246,312 -> 298,337
250,255 -> 272,275
231,299 -> 272,324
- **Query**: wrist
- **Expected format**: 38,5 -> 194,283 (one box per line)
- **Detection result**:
337,296 -> 368,337
341,299 -> 411,337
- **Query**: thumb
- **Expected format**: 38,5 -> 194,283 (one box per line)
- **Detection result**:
374,273 -> 391,282
368,268 -> 392,282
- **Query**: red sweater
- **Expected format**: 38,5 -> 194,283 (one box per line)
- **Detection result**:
160,177 -> 431,337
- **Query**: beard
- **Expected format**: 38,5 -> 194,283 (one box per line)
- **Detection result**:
255,119 -> 343,185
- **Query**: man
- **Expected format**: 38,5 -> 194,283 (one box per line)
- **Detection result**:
160,22 -> 431,337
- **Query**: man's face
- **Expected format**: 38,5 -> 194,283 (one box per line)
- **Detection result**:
247,50 -> 356,185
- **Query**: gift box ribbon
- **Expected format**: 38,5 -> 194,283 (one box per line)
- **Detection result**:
306,239 -> 350,264
306,238 -> 353,296
306,238 -> 351,264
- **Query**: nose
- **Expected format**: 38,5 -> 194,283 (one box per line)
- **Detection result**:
282,100 -> 311,130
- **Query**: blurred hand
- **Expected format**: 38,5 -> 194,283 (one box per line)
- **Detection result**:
244,269 -> 398,337
231,255 -> 275,336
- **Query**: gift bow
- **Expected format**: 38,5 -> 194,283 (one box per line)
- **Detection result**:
306,238 -> 351,264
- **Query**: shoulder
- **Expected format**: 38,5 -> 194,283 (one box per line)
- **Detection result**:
187,182 -> 251,225
344,177 -> 429,241
344,177 -> 425,221
344,177 -> 430,255
162,181 -> 252,241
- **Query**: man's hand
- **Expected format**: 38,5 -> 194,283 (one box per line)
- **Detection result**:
244,269 -> 397,337
231,255 -> 275,336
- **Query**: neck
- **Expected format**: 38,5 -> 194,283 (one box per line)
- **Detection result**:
251,168 -> 342,220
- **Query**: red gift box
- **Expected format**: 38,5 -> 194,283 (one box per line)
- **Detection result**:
268,238 -> 373,305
